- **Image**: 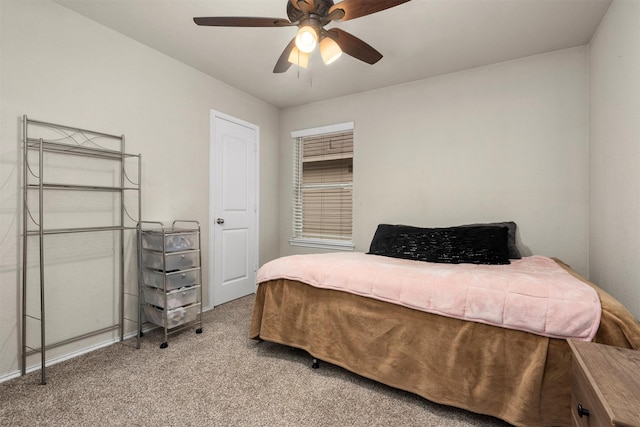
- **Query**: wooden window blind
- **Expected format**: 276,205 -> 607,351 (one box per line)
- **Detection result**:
292,129 -> 353,243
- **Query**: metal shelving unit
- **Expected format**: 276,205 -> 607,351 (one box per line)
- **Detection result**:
21,115 -> 141,384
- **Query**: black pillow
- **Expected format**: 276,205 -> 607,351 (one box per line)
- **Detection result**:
460,221 -> 521,259
367,224 -> 511,265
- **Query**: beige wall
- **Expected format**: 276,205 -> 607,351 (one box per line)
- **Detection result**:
280,47 -> 590,276
589,0 -> 640,320
0,0 -> 280,380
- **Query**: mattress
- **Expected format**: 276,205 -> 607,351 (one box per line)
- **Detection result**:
250,258 -> 640,427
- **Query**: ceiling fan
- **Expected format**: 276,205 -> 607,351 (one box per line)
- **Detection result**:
194,0 -> 411,73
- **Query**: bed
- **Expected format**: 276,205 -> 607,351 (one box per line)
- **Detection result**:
250,223 -> 640,427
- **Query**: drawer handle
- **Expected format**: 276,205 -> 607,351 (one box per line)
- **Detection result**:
181,273 -> 186,278
577,404 -> 590,418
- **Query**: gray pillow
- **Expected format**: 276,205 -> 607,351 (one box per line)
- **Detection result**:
460,221 -> 521,259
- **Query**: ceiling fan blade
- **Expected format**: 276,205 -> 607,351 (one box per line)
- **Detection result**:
193,17 -> 294,27
329,0 -> 411,21
325,28 -> 382,64
273,38 -> 297,73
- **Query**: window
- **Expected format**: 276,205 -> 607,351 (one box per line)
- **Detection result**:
290,122 -> 354,250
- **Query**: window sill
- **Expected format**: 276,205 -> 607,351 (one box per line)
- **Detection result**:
289,238 -> 354,251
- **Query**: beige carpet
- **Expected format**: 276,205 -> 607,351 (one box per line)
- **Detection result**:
0,295 -> 511,426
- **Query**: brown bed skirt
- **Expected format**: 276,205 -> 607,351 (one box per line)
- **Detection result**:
250,259 -> 640,427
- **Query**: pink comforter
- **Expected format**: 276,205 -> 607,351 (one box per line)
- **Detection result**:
256,252 -> 602,341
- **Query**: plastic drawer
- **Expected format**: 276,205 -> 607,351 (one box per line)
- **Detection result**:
143,286 -> 199,309
141,230 -> 198,252
141,250 -> 199,271
143,303 -> 201,329
142,268 -> 199,291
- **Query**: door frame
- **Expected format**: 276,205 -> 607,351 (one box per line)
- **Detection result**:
208,110 -> 260,309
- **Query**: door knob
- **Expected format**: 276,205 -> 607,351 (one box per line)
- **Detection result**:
216,218 -> 225,224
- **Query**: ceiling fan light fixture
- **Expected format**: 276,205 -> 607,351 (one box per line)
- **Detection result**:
193,0 -> 412,74
295,25 -> 319,53
288,46 -> 309,68
320,37 -> 342,65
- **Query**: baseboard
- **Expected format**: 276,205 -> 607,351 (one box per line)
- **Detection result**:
0,370 -> 22,383
0,337 -> 115,384
1,307 -> 214,384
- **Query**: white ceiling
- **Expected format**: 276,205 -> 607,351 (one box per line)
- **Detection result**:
54,0 -> 612,109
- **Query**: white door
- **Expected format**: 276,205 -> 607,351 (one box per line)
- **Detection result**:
210,111 -> 259,307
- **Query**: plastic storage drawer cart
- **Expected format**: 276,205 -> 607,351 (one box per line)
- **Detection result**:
137,220 -> 203,348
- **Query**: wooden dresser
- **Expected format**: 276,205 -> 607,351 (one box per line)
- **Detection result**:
568,339 -> 640,427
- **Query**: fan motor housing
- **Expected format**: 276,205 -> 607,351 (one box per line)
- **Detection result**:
287,0 -> 334,22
